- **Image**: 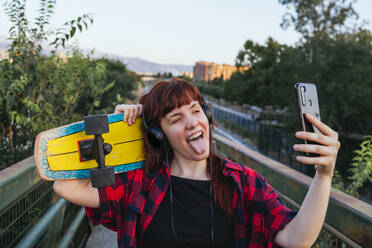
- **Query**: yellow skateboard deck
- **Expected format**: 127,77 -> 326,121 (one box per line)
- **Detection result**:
34,113 -> 145,180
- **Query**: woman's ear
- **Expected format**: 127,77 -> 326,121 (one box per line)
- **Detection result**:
203,104 -> 213,124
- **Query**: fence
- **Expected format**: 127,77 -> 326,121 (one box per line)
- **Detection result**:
0,156 -> 92,248
212,103 -> 314,174
210,99 -> 367,185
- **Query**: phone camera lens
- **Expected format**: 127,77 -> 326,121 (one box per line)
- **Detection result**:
300,86 -> 306,106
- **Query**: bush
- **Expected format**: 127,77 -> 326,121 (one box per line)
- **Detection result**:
0,0 -> 140,169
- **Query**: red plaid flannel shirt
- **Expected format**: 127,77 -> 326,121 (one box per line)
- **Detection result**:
85,159 -> 296,247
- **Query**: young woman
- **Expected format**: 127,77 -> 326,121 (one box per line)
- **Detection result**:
53,78 -> 340,248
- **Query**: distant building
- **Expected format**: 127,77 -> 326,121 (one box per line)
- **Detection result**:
0,49 -> 9,60
193,61 -> 249,82
180,71 -> 193,79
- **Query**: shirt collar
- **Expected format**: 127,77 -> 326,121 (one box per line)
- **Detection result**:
222,158 -> 244,197
223,158 -> 244,172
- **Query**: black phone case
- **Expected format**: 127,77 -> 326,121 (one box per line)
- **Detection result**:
294,83 -> 321,157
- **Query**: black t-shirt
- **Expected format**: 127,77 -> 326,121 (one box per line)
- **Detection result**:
143,175 -> 234,248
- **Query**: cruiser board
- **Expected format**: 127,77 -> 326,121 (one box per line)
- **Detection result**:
34,113 -> 145,180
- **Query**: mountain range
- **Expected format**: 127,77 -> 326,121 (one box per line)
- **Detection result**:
0,35 -> 193,74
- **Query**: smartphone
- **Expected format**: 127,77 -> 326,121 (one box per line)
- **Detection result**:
294,83 -> 321,156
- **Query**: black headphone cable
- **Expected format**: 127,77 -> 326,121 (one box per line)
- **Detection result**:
209,124 -> 214,247
166,150 -> 189,247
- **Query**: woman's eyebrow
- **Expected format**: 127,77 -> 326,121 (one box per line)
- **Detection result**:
167,102 -> 199,121
190,102 -> 198,109
168,112 -> 181,119
167,112 -> 182,122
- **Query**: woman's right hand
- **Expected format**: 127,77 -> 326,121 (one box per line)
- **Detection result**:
114,104 -> 143,126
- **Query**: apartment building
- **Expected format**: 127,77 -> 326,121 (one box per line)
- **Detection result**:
193,61 -> 249,82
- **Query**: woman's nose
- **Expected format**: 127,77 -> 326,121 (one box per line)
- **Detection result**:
186,117 -> 198,130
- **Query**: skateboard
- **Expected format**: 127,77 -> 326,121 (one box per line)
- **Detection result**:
34,113 -> 145,187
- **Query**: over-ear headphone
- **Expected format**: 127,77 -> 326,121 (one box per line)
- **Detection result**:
142,97 -> 212,148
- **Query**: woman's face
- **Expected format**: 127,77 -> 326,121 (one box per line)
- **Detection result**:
160,100 -> 210,162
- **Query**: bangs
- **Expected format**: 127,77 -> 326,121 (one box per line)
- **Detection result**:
158,81 -> 201,118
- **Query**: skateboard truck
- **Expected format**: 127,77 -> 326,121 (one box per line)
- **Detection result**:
83,114 -> 115,188
78,140 -> 112,162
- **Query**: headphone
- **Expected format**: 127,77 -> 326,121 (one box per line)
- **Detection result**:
141,97 -> 212,147
141,96 -> 215,247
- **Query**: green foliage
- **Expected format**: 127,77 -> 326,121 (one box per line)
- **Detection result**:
0,0 -> 140,169
4,0 -> 92,51
278,0 -> 360,40
225,32 -> 372,136
0,0 -> 93,168
345,135 -> 372,197
229,37 -> 303,109
51,13 -> 93,48
273,0 -> 372,134
97,58 -> 141,109
331,169 -> 346,192
178,74 -> 192,82
194,80 -> 224,99
332,135 -> 372,197
154,72 -> 173,79
220,119 -> 259,146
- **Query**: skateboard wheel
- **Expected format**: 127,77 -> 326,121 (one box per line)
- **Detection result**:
91,166 -> 115,188
103,143 -> 113,155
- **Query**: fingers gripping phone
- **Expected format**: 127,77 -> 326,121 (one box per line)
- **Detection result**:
294,83 -> 321,157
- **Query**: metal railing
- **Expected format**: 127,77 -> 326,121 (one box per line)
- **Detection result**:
212,103 -> 314,175
0,157 -> 92,248
0,180 -> 54,247
211,101 -> 365,182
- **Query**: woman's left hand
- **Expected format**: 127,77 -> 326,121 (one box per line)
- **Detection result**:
114,104 -> 143,126
293,113 -> 341,180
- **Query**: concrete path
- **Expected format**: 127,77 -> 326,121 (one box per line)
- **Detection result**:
85,225 -> 117,248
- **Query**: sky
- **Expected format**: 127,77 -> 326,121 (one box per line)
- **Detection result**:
1,0 -> 371,65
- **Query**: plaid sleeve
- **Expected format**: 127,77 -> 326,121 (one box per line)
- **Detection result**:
258,175 -> 297,247
85,173 -> 127,232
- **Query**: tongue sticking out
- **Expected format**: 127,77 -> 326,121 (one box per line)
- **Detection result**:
187,136 -> 207,154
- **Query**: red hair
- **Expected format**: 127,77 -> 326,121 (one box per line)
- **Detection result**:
139,78 -> 233,220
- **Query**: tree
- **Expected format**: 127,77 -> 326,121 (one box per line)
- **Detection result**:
279,0 -> 360,41
0,1 -> 139,169
229,37 -> 305,108
97,58 -> 141,110
178,74 -> 192,82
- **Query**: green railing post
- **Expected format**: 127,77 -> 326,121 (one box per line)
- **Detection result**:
0,157 -> 41,212
46,199 -> 67,246
57,207 -> 86,248
16,198 -> 67,248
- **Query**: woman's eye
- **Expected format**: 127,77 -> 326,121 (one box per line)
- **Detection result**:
172,119 -> 180,124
